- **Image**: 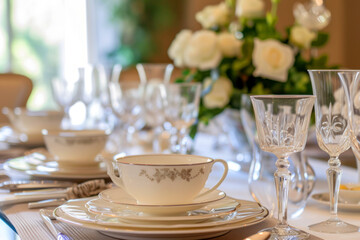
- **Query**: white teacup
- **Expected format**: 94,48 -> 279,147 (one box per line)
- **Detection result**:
2,107 -> 63,135
105,154 -> 228,205
42,129 -> 110,166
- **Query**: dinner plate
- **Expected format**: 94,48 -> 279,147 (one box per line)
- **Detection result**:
99,187 -> 226,215
54,198 -> 269,240
85,197 -> 242,223
4,155 -> 108,180
312,193 -> 360,211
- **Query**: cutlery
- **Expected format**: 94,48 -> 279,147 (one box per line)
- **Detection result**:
28,198 -> 66,209
0,180 -> 75,191
39,209 -> 71,240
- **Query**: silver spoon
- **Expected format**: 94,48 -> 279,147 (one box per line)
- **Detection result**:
39,209 -> 71,240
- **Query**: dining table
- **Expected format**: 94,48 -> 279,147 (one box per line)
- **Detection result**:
0,131 -> 359,240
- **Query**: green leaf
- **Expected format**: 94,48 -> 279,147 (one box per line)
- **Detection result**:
189,123 -> 198,139
309,55 -> 328,69
182,68 -> 190,76
311,32 -> 329,47
232,59 -> 249,72
242,37 -> 254,59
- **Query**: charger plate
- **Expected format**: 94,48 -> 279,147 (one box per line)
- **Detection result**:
54,197 -> 269,240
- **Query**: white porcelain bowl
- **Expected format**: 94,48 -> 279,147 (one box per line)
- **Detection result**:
2,107 -> 63,134
339,183 -> 360,204
42,129 -> 110,166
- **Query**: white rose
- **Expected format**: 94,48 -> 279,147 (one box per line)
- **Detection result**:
168,30 -> 192,67
252,38 -> 295,82
236,0 -> 265,18
290,25 -> 316,49
203,77 -> 233,109
217,32 -> 243,58
195,2 -> 230,29
184,30 -> 222,70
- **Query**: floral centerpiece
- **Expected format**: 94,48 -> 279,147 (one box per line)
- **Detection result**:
167,0 -> 333,137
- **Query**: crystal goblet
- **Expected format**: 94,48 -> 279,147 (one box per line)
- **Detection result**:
163,82 -> 201,154
136,63 -> 174,152
339,71 -> 360,183
251,95 -> 315,240
50,72 -> 81,129
309,69 -> 359,233
108,81 -> 144,151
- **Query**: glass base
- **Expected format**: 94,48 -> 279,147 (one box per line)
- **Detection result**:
309,218 -> 359,233
261,225 -> 309,240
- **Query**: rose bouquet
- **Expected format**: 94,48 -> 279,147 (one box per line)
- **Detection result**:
167,0 -> 333,137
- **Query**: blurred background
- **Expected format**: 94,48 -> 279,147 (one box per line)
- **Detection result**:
0,0 -> 358,111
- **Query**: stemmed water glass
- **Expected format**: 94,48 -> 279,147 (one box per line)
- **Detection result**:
251,95 -> 315,240
339,70 -> 360,184
50,72 -> 82,129
136,63 -> 174,152
163,83 -> 201,154
108,80 -> 144,152
308,69 -> 359,233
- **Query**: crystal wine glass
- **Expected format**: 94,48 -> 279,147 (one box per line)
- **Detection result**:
50,72 -> 82,129
136,63 -> 174,152
339,70 -> 360,183
308,69 -> 359,233
251,95 -> 315,240
163,82 -> 201,154
108,80 -> 144,151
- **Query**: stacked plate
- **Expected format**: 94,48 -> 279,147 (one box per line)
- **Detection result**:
3,149 -> 108,180
54,187 -> 269,240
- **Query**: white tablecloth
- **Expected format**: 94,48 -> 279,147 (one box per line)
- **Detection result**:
0,132 -> 359,240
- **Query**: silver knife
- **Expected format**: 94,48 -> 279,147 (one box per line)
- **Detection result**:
0,180 -> 75,191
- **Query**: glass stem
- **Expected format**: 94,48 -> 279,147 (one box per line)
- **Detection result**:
327,156 -> 342,220
274,156 -> 291,227
152,126 -> 162,153
171,128 -> 187,154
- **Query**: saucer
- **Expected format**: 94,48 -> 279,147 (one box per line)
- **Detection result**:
54,197 -> 269,236
85,197 -> 241,223
98,187 -> 226,215
312,193 -> 360,211
0,126 -> 44,147
4,155 -> 108,180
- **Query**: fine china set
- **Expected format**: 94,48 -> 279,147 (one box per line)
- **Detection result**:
49,154 -> 268,239
53,188 -> 269,240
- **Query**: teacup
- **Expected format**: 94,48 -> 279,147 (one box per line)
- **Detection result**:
104,154 -> 228,205
339,183 -> 360,204
42,129 -> 110,166
2,107 -> 63,135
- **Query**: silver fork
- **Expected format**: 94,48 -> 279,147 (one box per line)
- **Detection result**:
39,209 -> 71,240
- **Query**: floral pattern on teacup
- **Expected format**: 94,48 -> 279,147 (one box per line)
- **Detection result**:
139,168 -> 205,183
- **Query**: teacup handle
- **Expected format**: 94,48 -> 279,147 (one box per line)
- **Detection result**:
102,156 -> 126,191
196,159 -> 228,199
